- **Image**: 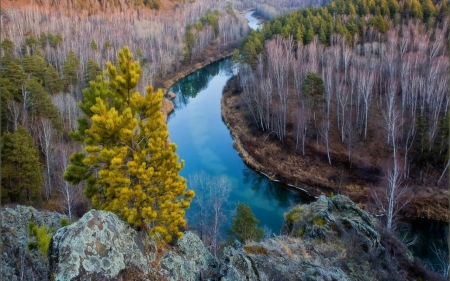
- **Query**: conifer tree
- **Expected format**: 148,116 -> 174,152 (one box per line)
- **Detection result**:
83,59 -> 102,87
229,203 -> 264,242
302,72 -> 325,122
44,64 -> 64,94
63,50 -> 80,89
1,126 -> 43,203
64,46 -> 194,243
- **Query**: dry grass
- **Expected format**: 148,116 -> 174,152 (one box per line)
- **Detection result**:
221,80 -> 449,221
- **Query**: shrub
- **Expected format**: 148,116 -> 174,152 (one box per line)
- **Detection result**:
60,217 -> 70,227
28,221 -> 54,255
229,203 -> 264,242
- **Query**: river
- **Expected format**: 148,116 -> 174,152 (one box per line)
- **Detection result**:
167,58 -> 311,234
166,13 -> 313,236
245,10 -> 262,30
167,10 -> 447,273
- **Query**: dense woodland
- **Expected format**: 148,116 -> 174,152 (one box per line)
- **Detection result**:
235,0 -> 449,229
0,0 -> 264,212
0,0 -> 449,277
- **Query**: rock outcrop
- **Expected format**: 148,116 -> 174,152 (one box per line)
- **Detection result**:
282,195 -> 380,244
1,205 -> 67,281
2,196 -> 443,280
49,210 -> 217,281
216,195 -> 443,281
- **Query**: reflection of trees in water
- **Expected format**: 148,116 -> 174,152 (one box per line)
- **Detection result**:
242,166 -> 309,207
169,61 -> 218,109
168,59 -> 232,111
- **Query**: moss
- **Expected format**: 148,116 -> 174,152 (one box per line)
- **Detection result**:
297,227 -> 305,237
60,217 -> 71,227
285,206 -> 304,224
313,217 -> 325,227
28,241 -> 39,251
244,245 -> 268,255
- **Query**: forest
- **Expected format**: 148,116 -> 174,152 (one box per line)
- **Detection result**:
234,0 -> 449,223
0,0 -> 260,214
0,0 -> 449,278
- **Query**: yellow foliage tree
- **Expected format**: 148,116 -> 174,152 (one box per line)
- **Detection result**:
64,46 -> 194,243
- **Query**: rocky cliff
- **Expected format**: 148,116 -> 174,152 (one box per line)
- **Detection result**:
1,205 -> 67,281
2,196 -> 444,280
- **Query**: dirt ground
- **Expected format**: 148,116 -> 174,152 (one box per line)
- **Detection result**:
221,78 -> 449,222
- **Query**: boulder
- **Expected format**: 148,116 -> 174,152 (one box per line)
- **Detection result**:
160,231 -> 219,281
1,205 -> 67,281
217,237 -> 349,281
49,210 -> 218,281
49,210 -> 155,281
282,195 -> 380,246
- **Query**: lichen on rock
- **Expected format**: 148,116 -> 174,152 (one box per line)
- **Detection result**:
282,195 -> 380,246
49,210 -> 155,281
1,205 -> 67,281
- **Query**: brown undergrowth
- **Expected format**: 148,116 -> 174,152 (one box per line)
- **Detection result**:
221,77 -> 448,222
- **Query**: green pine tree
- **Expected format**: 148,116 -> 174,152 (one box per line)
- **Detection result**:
63,50 -> 80,89
302,72 -> 325,121
83,59 -> 102,87
1,126 -> 43,204
44,64 -> 64,94
229,203 -> 264,242
65,46 -> 194,243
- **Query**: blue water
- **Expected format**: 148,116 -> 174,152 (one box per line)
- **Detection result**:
245,10 -> 262,31
167,59 -> 310,234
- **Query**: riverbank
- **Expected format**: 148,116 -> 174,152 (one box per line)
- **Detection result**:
156,41 -> 237,94
221,77 -> 449,222
157,40 -> 237,119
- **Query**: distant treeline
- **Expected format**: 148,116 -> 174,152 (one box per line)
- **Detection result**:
235,0 -> 449,186
242,0 -> 449,64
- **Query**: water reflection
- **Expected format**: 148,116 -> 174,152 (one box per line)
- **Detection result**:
167,59 -> 310,232
242,167 -> 308,208
169,60 -> 231,113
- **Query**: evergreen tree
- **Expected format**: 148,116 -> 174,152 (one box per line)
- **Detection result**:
83,59 -> 102,87
183,27 -> 196,61
2,38 -> 15,56
63,50 -> 80,89
302,72 -> 325,121
22,54 -> 47,81
48,33 -> 63,49
26,78 -> 63,132
90,39 -> 98,51
64,46 -> 194,243
229,203 -> 264,242
421,0 -> 435,22
303,22 -> 315,44
44,64 -> 64,94
1,126 -> 43,203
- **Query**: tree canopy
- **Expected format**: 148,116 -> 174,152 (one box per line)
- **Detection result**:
229,203 -> 264,242
1,126 -> 43,204
64,46 -> 194,243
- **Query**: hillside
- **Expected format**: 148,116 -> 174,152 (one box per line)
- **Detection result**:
2,196 -> 444,280
0,0 -> 252,214
224,0 -> 449,222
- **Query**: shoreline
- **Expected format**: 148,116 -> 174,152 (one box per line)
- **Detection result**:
221,77 -> 449,222
158,42 -> 236,119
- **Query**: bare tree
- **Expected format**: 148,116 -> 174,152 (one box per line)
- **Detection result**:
37,118 -> 57,199
319,119 -> 331,165
430,234 -> 449,278
189,171 -> 232,257
6,100 -> 21,131
295,105 -> 309,156
57,143 -> 80,221
372,157 -> 411,231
